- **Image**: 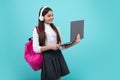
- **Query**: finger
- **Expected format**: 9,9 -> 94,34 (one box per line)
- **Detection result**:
78,34 -> 80,37
77,34 -> 80,39
58,42 -> 61,46
56,44 -> 60,48
76,34 -> 79,38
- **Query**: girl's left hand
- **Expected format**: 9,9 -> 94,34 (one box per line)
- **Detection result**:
74,34 -> 80,43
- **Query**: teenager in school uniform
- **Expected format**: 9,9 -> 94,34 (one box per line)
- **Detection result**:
33,6 -> 80,80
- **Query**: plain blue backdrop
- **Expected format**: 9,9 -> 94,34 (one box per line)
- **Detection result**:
0,0 -> 120,80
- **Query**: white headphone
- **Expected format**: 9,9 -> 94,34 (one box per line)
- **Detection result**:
39,6 -> 49,21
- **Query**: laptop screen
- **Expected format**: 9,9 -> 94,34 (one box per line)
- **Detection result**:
70,20 -> 84,42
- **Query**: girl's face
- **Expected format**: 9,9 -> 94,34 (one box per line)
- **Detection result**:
44,10 -> 54,24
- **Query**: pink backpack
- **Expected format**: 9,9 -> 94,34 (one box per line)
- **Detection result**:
24,27 -> 43,71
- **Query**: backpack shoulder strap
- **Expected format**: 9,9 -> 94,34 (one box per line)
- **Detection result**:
35,26 -> 40,33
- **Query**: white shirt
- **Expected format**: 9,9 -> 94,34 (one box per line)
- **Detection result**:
33,23 -> 65,53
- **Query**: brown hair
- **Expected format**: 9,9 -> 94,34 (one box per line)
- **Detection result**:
38,7 -> 61,46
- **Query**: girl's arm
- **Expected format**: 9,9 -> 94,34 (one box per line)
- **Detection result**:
63,34 -> 80,49
40,44 -> 60,52
56,27 -> 80,50
33,27 -> 60,53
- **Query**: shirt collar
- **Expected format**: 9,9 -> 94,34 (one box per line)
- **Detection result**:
44,23 -> 50,27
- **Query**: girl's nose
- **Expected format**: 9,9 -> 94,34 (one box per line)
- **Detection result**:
51,16 -> 54,19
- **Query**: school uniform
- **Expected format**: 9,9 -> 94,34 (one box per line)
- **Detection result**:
33,23 -> 70,80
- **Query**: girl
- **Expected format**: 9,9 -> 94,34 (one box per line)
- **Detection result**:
33,6 -> 80,80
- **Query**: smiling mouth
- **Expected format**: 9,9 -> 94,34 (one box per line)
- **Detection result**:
49,19 -> 53,22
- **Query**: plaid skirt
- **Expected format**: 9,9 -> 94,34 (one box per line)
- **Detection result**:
41,49 -> 70,80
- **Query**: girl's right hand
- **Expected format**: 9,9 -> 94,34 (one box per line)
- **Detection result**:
49,43 -> 60,50
74,34 -> 80,44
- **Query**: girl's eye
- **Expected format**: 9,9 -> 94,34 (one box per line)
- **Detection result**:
48,15 -> 51,17
47,14 -> 53,17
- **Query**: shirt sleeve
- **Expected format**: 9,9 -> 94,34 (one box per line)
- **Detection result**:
56,27 -> 66,50
32,27 -> 42,53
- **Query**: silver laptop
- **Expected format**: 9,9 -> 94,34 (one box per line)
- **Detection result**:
61,20 -> 84,46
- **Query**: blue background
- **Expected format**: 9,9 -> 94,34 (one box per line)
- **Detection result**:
0,0 -> 120,80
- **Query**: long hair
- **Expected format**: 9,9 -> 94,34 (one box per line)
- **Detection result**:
38,7 -> 61,46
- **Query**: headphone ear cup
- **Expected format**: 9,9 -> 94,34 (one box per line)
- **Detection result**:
39,15 -> 44,21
